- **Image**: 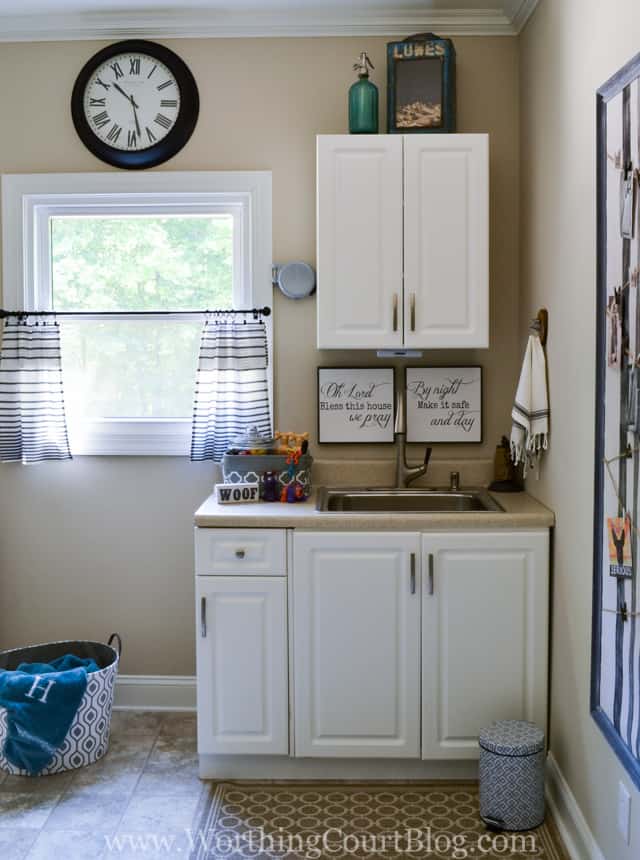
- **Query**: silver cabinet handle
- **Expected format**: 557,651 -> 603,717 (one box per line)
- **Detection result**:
410,553 -> 416,594
393,294 -> 399,332
410,293 -> 416,332
200,596 -> 207,638
427,553 -> 434,595
235,549 -> 246,559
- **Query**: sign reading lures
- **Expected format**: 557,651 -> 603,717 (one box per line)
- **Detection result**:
406,366 -> 482,443
318,367 -> 395,443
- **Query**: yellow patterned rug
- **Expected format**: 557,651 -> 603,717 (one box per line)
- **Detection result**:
190,783 -> 568,859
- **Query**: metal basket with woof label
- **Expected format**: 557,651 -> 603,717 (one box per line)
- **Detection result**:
222,427 -> 312,501
222,453 -> 313,499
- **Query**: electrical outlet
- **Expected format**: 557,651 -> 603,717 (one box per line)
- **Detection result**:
617,781 -> 631,846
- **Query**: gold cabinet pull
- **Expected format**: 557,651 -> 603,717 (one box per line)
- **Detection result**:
393,294 -> 399,332
410,293 -> 416,332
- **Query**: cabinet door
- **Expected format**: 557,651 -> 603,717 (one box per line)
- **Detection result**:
292,532 -> 420,757
404,134 -> 489,348
421,531 -> 549,759
316,135 -> 404,349
196,577 -> 288,755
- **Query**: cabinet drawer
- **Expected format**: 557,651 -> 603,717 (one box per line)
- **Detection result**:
195,528 -> 286,575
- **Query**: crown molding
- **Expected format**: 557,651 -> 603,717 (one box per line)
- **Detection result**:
505,0 -> 540,33
0,4 -> 540,43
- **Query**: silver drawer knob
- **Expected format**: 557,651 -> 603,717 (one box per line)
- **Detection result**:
235,549 -> 246,559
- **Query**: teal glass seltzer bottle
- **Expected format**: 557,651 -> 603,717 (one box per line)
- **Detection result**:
349,52 -> 378,134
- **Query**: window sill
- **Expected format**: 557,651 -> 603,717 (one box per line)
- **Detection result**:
68,419 -> 193,456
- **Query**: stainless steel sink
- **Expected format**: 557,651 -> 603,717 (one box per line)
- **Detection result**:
315,487 -> 504,514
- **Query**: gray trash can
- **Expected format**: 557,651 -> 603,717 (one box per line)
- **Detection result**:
479,719 -> 545,831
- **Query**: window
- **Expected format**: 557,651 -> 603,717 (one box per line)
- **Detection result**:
53,213 -> 234,424
2,172 -> 272,454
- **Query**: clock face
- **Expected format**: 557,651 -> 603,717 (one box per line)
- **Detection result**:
83,53 -> 180,152
72,40 -> 199,169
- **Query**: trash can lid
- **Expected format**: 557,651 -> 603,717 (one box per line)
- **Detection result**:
479,720 -> 545,757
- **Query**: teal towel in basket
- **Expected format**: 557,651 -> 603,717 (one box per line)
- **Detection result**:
0,654 -> 99,775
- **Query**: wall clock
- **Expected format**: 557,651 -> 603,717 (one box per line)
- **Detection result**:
71,40 -> 199,169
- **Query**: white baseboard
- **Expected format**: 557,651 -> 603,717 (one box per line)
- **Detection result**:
114,675 -> 196,712
546,752 -> 605,860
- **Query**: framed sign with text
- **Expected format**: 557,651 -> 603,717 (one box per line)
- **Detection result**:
405,366 -> 482,443
318,367 -> 395,443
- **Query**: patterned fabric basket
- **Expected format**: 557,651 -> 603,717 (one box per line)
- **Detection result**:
0,634 -> 121,776
479,719 -> 546,831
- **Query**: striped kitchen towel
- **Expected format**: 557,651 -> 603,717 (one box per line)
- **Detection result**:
510,333 -> 549,476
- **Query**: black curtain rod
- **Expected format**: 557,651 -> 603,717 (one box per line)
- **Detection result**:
0,306 -> 271,320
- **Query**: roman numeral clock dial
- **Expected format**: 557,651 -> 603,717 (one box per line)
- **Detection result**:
71,40 -> 199,169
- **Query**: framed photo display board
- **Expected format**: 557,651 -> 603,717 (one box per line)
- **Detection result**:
592,50 -> 640,790
405,367 -> 482,443
317,367 -> 395,443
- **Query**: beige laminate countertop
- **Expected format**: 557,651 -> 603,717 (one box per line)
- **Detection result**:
194,489 -> 555,530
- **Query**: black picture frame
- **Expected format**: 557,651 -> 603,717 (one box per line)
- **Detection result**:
592,50 -> 640,792
317,367 -> 395,444
386,34 -> 456,134
71,40 -> 199,170
404,366 -> 483,444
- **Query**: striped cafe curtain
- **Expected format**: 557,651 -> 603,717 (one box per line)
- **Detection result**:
0,317 -> 72,464
190,316 -> 271,462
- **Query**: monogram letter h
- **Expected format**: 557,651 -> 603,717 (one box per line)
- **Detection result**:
25,675 -> 55,704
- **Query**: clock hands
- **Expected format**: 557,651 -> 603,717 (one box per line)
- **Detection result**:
131,101 -> 141,138
113,82 -> 142,138
113,82 -> 134,103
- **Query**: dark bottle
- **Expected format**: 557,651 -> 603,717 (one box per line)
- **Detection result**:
262,471 -> 278,502
349,52 -> 378,134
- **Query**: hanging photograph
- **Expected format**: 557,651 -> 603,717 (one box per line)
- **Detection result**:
607,292 -> 621,367
317,367 -> 394,443
387,34 -> 456,134
620,167 -> 636,239
405,366 -> 482,443
607,515 -> 633,578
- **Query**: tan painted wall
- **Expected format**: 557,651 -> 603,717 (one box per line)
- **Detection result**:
520,1 -> 640,856
0,36 -> 520,674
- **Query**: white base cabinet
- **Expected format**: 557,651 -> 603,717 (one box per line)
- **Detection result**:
195,527 -> 549,765
292,532 -> 420,757
196,576 -> 288,755
421,532 -> 549,759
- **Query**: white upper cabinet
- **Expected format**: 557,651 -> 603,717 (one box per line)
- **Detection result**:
404,135 -> 489,348
316,136 -> 404,349
317,134 -> 489,349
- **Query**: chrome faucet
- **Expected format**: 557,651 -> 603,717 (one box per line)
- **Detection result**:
394,389 -> 432,488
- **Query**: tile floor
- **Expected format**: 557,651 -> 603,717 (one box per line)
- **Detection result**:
0,712 -> 569,860
0,710 -> 203,859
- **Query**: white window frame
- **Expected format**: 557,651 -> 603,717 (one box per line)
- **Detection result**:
2,171 -> 273,456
